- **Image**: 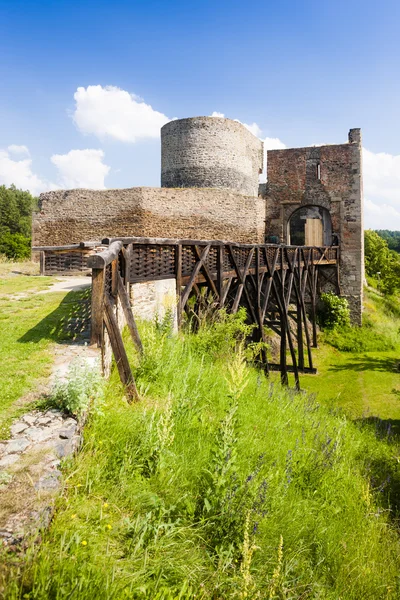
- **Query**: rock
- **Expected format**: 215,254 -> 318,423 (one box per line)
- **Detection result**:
24,427 -> 53,443
45,409 -> 64,418
37,417 -> 52,426
6,438 -> 30,453
35,471 -> 62,492
62,418 -> 77,428
23,414 -> 37,425
0,454 -> 19,468
59,425 -> 77,440
10,422 -> 28,435
55,440 -> 74,458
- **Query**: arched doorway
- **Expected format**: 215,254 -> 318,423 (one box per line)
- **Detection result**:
288,205 -> 332,246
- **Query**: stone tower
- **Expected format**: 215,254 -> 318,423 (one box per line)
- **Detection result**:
161,116 -> 263,197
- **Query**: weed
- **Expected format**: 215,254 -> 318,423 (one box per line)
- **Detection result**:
48,359 -> 104,417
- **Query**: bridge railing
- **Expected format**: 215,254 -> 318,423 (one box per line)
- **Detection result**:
85,236 -> 339,395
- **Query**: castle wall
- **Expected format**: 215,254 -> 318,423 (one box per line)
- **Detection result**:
161,117 -> 263,197
263,129 -> 364,323
33,187 -> 265,246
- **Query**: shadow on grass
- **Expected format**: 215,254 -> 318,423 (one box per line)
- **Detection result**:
18,288 -> 91,344
355,416 -> 400,518
329,356 -> 400,373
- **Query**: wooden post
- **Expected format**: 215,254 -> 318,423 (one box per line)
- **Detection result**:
111,259 -> 118,298
117,272 -> 143,355
90,268 -> 105,346
217,244 -> 224,306
103,294 -> 140,402
39,251 -> 45,275
175,244 -> 182,328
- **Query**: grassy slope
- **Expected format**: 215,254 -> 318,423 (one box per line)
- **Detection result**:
301,287 -> 400,421
0,273 -> 88,434
4,317 -> 400,599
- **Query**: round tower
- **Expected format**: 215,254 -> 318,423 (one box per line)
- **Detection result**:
161,116 -> 263,197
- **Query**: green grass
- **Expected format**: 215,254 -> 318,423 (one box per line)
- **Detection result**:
0,274 -> 90,434
4,315 -> 400,599
301,287 -> 400,421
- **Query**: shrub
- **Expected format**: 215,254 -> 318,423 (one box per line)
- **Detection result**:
318,292 -> 350,329
49,359 -> 104,417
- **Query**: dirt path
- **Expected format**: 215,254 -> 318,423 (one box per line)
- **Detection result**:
0,276 -> 100,549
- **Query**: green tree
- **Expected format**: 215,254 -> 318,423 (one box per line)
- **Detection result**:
0,184 -> 37,259
364,229 -> 400,295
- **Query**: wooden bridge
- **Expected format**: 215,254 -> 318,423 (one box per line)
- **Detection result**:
87,237 -> 340,395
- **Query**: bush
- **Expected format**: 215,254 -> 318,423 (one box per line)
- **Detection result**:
318,292 -> 350,329
49,360 -> 104,417
0,231 -> 31,259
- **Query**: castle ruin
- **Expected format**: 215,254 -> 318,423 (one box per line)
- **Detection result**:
33,116 -> 364,322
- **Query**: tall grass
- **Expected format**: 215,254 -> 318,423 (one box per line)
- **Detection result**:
323,286 -> 400,352
3,311 -> 400,599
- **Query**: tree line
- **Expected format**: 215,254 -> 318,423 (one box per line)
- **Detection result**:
0,184 -> 37,259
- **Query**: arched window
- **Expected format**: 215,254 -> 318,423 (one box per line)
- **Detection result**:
288,205 -> 332,246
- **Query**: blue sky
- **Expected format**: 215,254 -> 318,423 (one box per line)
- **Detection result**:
1,0 -> 400,228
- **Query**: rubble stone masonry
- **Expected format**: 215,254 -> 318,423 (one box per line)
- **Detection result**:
262,129 -> 364,323
33,187 -> 265,246
161,117 -> 263,197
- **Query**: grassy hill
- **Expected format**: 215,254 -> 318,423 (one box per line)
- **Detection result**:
4,294 -> 400,599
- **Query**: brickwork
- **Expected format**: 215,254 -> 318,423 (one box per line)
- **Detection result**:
262,129 -> 363,323
33,187 -> 265,246
161,117 -> 263,197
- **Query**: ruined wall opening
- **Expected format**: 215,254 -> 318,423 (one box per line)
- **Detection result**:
288,205 -> 332,246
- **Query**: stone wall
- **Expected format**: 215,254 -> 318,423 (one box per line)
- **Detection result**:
33,187 -> 265,246
161,117 -> 263,197
262,129 -> 364,323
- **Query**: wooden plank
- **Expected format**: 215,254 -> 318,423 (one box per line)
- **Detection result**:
175,244 -> 183,328
111,259 -> 118,298
193,245 -> 219,297
90,268 -> 105,346
181,244 -> 211,309
216,244 -> 224,306
103,294 -> 140,402
117,272 -> 143,355
39,251 -> 45,275
87,241 -> 123,269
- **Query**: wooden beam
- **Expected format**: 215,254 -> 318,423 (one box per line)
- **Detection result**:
181,244 -> 211,309
90,268 -> 105,346
117,272 -> 143,355
87,241 -> 123,269
103,294 -> 140,402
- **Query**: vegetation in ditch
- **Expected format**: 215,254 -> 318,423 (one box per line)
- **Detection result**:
4,311 -> 400,599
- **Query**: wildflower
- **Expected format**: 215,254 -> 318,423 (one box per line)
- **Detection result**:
106,524 -> 112,530
81,540 -> 87,546
103,503 -> 108,508
71,514 -> 77,519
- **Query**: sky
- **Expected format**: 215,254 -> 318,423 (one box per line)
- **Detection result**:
0,0 -> 400,229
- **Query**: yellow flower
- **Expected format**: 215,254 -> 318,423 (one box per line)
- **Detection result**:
103,503 -> 108,508
106,524 -> 112,530
71,514 -> 77,519
81,540 -> 87,546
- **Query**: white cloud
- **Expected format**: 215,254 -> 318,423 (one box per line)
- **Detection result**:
72,85 -> 171,143
210,111 -> 225,118
259,137 -> 287,183
7,144 -> 30,157
210,112 -> 262,138
0,147 -> 55,196
51,149 -> 110,190
363,148 -> 400,229
263,137 -> 286,151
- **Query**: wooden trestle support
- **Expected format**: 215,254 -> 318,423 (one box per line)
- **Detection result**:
88,237 -> 339,396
